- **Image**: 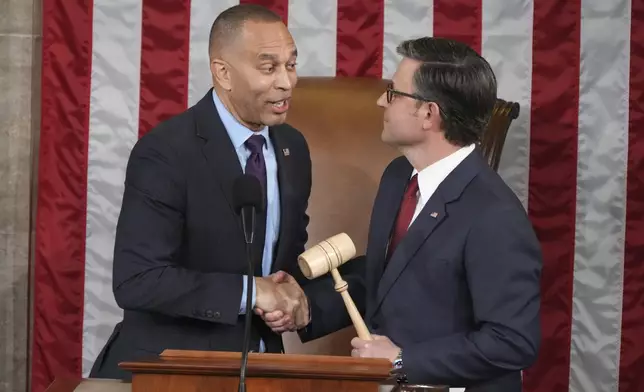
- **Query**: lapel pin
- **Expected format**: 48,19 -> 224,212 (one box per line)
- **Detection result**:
283,148 -> 290,156
430,212 -> 439,218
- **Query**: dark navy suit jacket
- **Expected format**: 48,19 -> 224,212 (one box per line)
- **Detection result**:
89,89 -> 312,380
301,149 -> 542,392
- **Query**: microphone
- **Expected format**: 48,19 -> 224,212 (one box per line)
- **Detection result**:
232,174 -> 263,392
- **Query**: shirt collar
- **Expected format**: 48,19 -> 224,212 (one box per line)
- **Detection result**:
412,143 -> 475,202
212,89 -> 270,151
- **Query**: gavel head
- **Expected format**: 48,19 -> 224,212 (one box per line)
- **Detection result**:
298,233 -> 356,279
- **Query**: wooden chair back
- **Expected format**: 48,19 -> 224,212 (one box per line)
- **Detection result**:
479,98 -> 520,171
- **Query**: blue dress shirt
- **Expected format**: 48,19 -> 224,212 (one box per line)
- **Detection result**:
211,90 -> 281,350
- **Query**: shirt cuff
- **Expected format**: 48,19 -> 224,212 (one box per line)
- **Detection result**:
239,275 -> 257,314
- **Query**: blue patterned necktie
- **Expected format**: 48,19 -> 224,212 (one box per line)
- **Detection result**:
244,134 -> 267,195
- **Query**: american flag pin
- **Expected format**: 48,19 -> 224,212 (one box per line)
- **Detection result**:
430,212 -> 439,218
283,148 -> 290,156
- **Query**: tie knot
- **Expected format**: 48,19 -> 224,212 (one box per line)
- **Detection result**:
245,134 -> 266,154
406,174 -> 419,197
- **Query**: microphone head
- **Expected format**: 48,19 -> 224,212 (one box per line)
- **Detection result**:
233,174 -> 263,214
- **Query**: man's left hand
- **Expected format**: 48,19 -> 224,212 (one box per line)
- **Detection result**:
351,334 -> 400,363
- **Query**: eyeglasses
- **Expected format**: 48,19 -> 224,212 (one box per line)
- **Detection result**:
386,82 -> 429,104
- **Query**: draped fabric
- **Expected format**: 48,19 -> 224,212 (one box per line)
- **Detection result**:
34,0 -> 644,391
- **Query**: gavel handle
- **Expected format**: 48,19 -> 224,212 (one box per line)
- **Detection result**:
330,269 -> 372,340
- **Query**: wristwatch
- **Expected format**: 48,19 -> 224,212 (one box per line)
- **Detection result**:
391,349 -> 408,384
392,349 -> 403,368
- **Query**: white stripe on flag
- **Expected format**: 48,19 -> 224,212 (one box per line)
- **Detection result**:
188,0 -> 240,106
482,0 -> 533,209
570,0 -> 631,391
288,0 -> 338,76
382,0 -> 434,80
83,0 -> 142,376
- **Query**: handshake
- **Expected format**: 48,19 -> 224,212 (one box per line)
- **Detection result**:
253,271 -> 310,334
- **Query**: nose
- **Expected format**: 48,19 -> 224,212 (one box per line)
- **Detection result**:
275,67 -> 295,91
376,92 -> 387,108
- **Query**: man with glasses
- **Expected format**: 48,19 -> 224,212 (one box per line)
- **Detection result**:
259,37 -> 542,392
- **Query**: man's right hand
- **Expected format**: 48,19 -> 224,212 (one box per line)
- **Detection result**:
254,271 -> 310,333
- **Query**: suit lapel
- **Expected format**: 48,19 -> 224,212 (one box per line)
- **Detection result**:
194,89 -> 243,215
364,162 -> 411,322
369,164 -> 412,287
372,149 -> 485,314
268,127 -> 293,273
373,194 -> 447,310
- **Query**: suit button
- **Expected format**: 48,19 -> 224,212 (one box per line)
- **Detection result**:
206,310 -> 213,318
213,311 -> 221,318
371,322 -> 379,330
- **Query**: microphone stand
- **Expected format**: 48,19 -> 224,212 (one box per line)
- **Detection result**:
238,206 -> 255,392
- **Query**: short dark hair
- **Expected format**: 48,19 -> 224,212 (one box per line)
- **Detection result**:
208,4 -> 283,56
396,37 -> 497,146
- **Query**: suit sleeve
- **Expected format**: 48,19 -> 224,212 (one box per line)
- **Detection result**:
111,132 -> 243,326
403,204 -> 542,386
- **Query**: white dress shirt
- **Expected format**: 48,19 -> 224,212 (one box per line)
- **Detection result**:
409,144 -> 475,226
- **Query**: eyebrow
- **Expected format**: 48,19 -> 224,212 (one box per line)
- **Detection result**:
257,49 -> 298,62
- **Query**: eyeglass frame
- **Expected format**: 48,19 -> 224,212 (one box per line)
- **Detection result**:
385,82 -> 447,121
385,82 -> 431,104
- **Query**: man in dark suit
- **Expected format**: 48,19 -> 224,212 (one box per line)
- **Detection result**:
259,37 -> 542,392
89,4 -> 311,381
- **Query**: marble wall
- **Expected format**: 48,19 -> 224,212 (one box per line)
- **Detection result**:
0,0 -> 41,391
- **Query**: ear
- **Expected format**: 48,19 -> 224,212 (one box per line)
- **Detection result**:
420,102 -> 440,131
211,58 -> 232,91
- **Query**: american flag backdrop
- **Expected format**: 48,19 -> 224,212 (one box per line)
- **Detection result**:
33,0 -> 644,391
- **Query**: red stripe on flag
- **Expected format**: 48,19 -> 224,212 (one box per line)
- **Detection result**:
522,1 -> 581,392
240,0 -> 289,22
138,0 -> 192,138
619,2 -> 644,390
433,0 -> 482,53
336,0 -> 384,77
32,0 -> 93,391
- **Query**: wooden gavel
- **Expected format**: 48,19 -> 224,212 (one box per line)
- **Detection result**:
297,233 -> 372,340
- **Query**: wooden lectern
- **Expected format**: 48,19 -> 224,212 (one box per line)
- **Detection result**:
118,349 -> 394,392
